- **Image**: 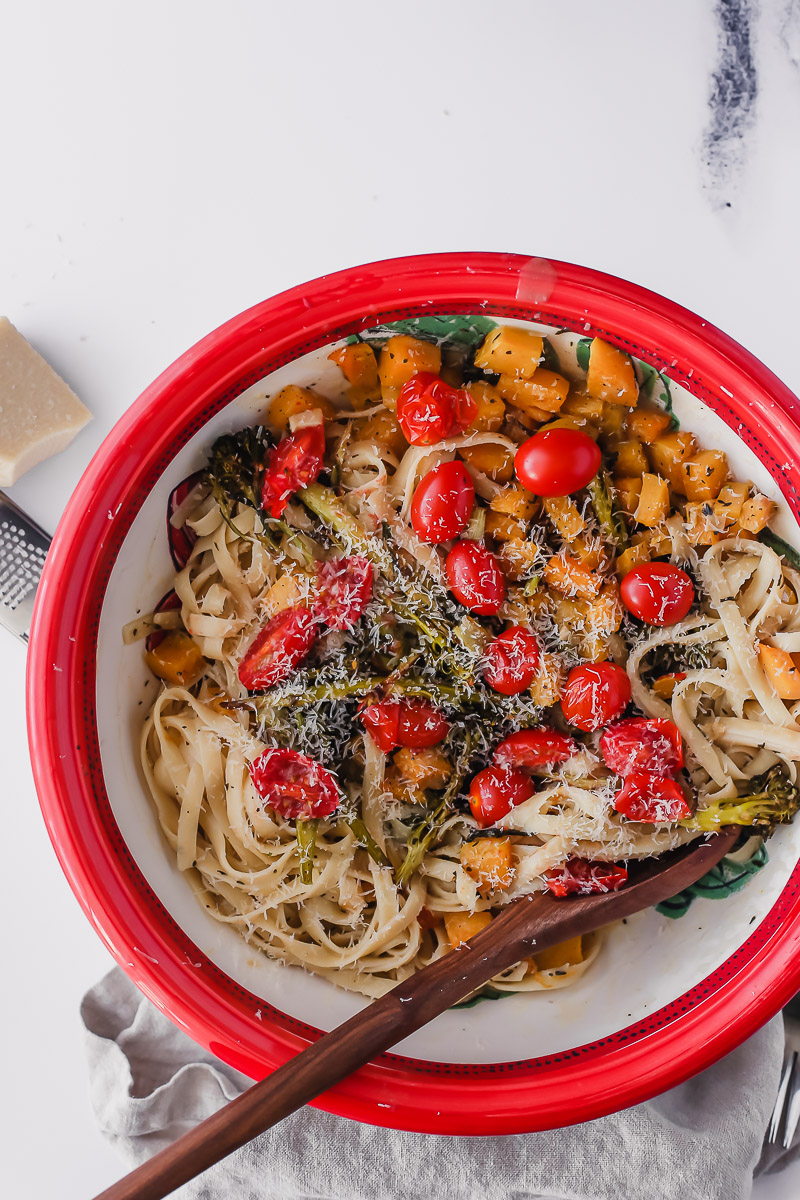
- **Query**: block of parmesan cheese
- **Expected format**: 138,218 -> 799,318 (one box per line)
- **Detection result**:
0,317 -> 91,486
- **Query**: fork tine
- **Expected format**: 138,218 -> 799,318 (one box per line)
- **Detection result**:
768,1050 -> 796,1144
782,1052 -> 800,1149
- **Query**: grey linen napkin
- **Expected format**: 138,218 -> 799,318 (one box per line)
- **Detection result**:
82,967 -> 788,1200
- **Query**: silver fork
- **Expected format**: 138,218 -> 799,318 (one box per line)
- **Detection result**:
0,491 -> 51,643
767,997 -> 800,1148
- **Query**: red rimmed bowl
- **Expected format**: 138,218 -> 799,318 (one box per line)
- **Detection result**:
27,253 -> 800,1134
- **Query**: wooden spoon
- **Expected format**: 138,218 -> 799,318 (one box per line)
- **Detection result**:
93,828 -> 738,1200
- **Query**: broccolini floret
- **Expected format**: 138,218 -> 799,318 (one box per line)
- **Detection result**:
681,765 -> 800,835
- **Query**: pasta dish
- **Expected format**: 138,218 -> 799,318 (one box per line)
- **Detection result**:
129,321 -> 800,998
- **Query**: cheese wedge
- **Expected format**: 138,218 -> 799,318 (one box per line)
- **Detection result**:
0,317 -> 91,485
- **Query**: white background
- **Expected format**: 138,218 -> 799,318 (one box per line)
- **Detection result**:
1,1 -> 800,1196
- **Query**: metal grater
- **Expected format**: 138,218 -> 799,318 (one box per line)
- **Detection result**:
0,491 -> 51,642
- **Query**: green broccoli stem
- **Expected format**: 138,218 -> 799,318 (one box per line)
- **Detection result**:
344,816 -> 390,867
258,674 -> 463,712
395,731 -> 475,884
588,469 -> 628,550
295,818 -> 319,884
680,766 -> 800,834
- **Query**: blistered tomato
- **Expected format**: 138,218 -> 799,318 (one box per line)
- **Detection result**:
361,699 -> 450,753
600,718 -> 683,776
250,747 -> 340,820
493,728 -> 578,769
445,541 -> 505,614
314,556 -> 373,630
410,460 -> 475,544
560,662 -> 631,731
468,765 -> 535,828
620,563 -> 695,627
614,772 -> 692,822
483,627 -> 541,695
544,858 -> 628,897
261,425 -> 325,518
396,372 -> 477,445
238,606 -> 317,690
514,428 -> 601,497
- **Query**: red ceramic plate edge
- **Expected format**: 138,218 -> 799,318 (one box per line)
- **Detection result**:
26,252 -> 800,1134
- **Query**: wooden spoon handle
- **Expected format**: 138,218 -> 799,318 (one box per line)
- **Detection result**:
92,830 -> 737,1200
91,892 -> 563,1200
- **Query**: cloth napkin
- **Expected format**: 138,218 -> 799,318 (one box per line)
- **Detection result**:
82,967 -> 794,1200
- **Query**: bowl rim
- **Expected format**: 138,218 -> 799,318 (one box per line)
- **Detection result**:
26,251 -> 800,1134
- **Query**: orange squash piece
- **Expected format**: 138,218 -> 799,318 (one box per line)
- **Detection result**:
758,644 -> 800,699
586,339 -> 639,407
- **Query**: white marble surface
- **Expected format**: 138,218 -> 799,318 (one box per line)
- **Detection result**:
1,1 -> 800,1195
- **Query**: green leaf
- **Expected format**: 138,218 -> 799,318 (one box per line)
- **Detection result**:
453,986 -> 508,1010
356,314 -> 497,350
759,528 -> 800,574
539,338 -> 561,373
575,338 -> 592,372
655,842 -> 768,919
634,359 -> 679,428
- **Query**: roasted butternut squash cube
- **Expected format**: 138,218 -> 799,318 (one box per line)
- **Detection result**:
626,409 -> 672,443
543,554 -> 604,600
634,474 -> 670,527
465,380 -> 506,432
586,582 -> 623,634
393,746 -> 451,789
360,408 -> 408,457
378,335 -> 441,395
459,443 -> 515,482
382,766 -> 426,806
497,537 -> 540,581
538,416 -> 588,435
444,909 -> 493,948
652,673 -> 684,700
460,838 -> 514,894
267,385 -> 337,434
613,439 -> 649,478
738,493 -> 776,533
758,644 -> 800,700
145,632 -> 206,687
543,495 -> 586,540
530,652 -> 564,707
331,340 -> 381,391
497,370 -> 569,415
646,431 -> 697,493
587,339 -> 639,406
489,486 -> 537,521
562,389 -> 605,420
263,573 -> 303,616
716,481 -> 750,524
486,510 -> 527,542
617,540 -> 651,576
474,326 -> 543,378
596,402 -> 627,438
684,501 -> 726,545
532,935 -> 584,972
681,450 -> 729,502
571,534 -> 608,570
613,476 -> 643,516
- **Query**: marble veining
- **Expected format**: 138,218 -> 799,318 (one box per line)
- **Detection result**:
702,0 -> 759,208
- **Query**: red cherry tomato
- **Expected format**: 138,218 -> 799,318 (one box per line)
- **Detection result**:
514,428 -> 601,497
620,562 -> 695,627
445,541 -> 505,614
468,765 -> 535,828
483,626 -> 542,695
544,858 -> 628,897
250,747 -> 340,820
261,424 -> 325,518
600,718 -> 683,776
410,460 -> 475,544
561,661 -> 631,731
396,372 -> 477,445
238,606 -> 317,690
493,728 -> 578,770
314,556 -> 373,630
614,771 -> 692,822
361,699 -> 450,753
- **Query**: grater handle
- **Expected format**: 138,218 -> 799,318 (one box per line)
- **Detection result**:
0,491 -> 52,643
